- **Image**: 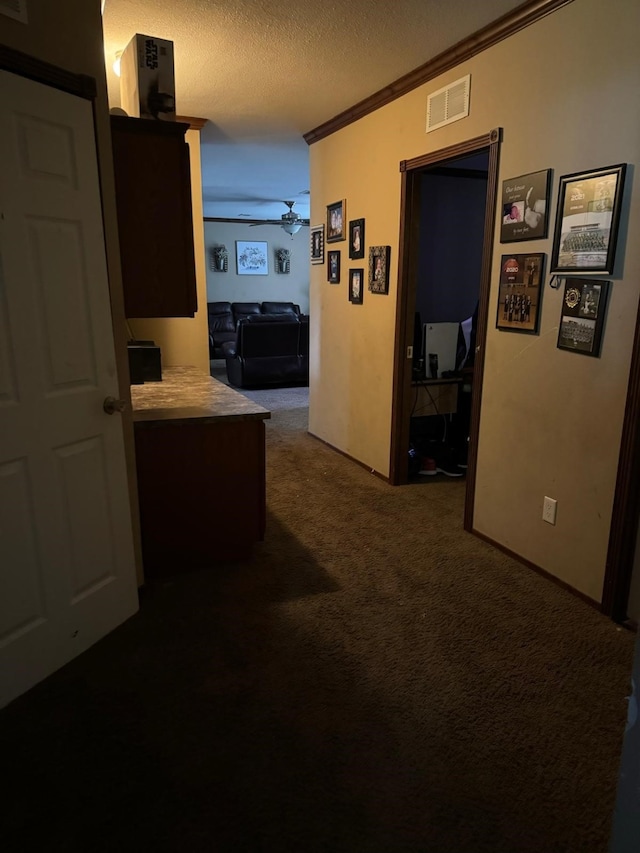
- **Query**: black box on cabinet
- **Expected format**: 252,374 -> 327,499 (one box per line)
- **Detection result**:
128,341 -> 162,384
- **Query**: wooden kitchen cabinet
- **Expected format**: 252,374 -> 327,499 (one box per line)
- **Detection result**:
110,116 -> 197,318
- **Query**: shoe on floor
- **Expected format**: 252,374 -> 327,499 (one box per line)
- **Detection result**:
436,461 -> 464,477
419,457 -> 437,476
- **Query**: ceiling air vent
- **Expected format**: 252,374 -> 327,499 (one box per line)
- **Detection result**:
0,0 -> 28,23
426,74 -> 470,133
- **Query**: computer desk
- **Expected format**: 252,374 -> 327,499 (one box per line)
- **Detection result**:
410,376 -> 461,417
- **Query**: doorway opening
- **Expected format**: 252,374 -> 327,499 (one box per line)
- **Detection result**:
390,130 -> 501,534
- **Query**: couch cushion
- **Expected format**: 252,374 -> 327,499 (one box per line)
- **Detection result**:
262,301 -> 300,317
207,302 -> 235,333
244,313 -> 298,324
232,302 -> 261,326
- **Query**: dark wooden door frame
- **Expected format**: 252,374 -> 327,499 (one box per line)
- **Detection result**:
390,129 -> 501,534
602,290 -> 640,621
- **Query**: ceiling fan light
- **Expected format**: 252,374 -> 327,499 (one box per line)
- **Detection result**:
282,221 -> 302,235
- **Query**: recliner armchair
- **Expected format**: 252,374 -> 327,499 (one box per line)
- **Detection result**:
223,314 -> 309,388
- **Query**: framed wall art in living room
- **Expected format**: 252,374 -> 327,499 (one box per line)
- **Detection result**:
236,240 -> 268,275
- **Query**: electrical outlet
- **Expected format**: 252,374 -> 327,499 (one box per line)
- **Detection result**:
543,496 -> 557,525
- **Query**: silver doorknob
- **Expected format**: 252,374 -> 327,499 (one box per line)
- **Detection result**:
103,396 -> 126,415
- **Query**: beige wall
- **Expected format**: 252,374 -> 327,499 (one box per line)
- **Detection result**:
129,127 -> 210,373
204,221 -> 310,313
309,0 -> 640,601
0,0 -> 144,582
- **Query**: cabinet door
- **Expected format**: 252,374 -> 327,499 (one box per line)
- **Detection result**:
110,117 -> 197,318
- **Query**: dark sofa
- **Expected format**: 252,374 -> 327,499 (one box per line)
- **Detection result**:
207,301 -> 302,358
222,314 -> 309,389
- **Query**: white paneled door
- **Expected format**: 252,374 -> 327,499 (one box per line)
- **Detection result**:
0,70 -> 138,708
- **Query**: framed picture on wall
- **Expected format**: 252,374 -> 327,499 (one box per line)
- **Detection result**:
349,269 -> 364,304
310,225 -> 325,264
557,278 -> 610,357
368,245 -> 390,294
326,199 -> 346,242
500,169 -> 551,243
236,240 -> 268,275
327,250 -> 341,283
551,163 -> 626,274
496,253 -> 545,333
349,218 -> 365,259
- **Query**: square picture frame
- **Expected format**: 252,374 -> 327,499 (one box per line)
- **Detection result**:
557,278 -> 610,357
500,169 -> 551,243
551,163 -> 626,274
368,246 -> 391,294
348,218 -> 365,259
327,250 -> 341,283
349,268 -> 364,304
326,199 -> 346,243
496,253 -> 545,333
236,240 -> 268,275
310,225 -> 325,264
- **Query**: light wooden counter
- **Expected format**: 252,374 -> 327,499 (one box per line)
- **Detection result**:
131,365 -> 270,425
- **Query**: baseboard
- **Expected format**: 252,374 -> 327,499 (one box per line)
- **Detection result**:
471,527 -> 601,611
307,431 -> 390,483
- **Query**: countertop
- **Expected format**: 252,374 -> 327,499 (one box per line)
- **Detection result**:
131,366 -> 271,426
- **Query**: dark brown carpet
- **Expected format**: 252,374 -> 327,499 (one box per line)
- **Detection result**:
2,393 -> 635,853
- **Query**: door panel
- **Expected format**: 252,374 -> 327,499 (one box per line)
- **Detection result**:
0,70 -> 138,708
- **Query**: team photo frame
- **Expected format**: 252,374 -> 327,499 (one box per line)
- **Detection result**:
557,278 -> 610,357
551,163 -> 626,274
496,253 -> 545,334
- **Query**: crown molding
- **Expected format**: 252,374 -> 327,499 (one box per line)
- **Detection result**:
176,115 -> 208,130
304,0 -> 574,144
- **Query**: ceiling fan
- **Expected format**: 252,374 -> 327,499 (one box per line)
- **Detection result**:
250,201 -> 310,236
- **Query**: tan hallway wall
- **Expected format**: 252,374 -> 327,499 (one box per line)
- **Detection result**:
308,0 -> 640,601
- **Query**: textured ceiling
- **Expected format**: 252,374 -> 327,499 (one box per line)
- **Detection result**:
101,0 -> 525,219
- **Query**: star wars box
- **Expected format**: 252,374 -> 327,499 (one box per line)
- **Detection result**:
120,33 -> 176,121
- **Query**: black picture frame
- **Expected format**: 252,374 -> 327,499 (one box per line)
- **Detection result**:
496,253 -> 545,334
500,169 -> 551,243
349,268 -> 364,304
348,218 -> 365,259
310,225 -> 325,264
551,163 -> 626,274
557,278 -> 610,357
326,199 -> 346,243
368,245 -> 390,294
327,250 -> 340,283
